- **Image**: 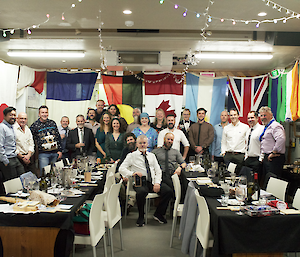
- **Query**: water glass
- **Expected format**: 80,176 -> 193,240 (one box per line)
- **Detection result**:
235,186 -> 246,215
189,156 -> 195,164
221,194 -> 229,207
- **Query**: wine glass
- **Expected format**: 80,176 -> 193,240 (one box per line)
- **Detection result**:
189,156 -> 195,165
230,172 -> 236,187
238,175 -> 247,188
235,186 -> 246,215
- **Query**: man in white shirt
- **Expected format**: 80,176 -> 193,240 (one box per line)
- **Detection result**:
157,114 -> 190,160
221,108 -> 249,174
245,111 -> 264,178
119,135 -> 173,227
13,112 -> 35,174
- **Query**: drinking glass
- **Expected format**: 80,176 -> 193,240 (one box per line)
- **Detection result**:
230,172 -> 236,186
189,156 -> 195,164
235,186 -> 246,215
207,168 -> 215,179
238,175 -> 247,188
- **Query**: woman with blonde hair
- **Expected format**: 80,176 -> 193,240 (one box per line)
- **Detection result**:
150,108 -> 167,133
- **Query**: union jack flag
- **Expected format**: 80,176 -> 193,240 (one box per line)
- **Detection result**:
228,75 -> 269,124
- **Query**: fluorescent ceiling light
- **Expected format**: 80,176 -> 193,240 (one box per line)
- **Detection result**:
195,52 -> 273,60
7,50 -> 85,58
123,10 -> 132,14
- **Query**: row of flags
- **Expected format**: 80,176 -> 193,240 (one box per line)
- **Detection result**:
1,61 -> 299,126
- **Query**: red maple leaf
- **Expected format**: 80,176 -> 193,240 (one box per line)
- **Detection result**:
157,100 -> 176,117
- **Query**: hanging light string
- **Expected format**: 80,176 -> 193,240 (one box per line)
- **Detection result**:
124,66 -> 189,84
159,0 -> 300,27
1,0 -> 84,38
98,10 -> 107,70
199,0 -> 214,40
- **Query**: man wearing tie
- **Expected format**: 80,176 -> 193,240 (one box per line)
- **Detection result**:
58,116 -> 70,159
178,109 -> 195,137
119,135 -> 173,227
66,115 -> 95,160
244,111 -> 264,178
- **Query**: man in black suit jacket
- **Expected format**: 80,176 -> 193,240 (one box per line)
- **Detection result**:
178,109 -> 195,158
66,115 -> 95,160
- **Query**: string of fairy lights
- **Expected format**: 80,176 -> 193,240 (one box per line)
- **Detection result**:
1,0 -> 299,82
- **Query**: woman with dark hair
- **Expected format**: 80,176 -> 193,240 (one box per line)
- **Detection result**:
132,112 -> 158,152
95,111 -> 111,160
150,108 -> 167,133
108,104 -> 128,131
105,117 -> 125,163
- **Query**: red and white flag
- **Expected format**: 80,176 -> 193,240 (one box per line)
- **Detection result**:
144,72 -> 184,125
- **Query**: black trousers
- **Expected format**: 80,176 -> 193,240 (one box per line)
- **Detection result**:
162,172 -> 188,203
223,152 -> 245,175
262,153 -> 285,180
245,156 -> 263,181
0,157 -> 25,181
134,181 -> 173,218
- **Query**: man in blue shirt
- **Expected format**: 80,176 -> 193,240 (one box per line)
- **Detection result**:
211,110 -> 229,164
0,107 -> 25,181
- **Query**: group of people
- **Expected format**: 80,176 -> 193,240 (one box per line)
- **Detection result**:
0,100 -> 286,227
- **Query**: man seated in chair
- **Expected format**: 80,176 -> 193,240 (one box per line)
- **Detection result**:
119,135 -> 173,227
152,133 -> 188,203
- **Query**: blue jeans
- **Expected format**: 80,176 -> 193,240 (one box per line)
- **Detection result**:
39,152 -> 58,176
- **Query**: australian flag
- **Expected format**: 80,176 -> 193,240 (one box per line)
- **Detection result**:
228,75 -> 269,124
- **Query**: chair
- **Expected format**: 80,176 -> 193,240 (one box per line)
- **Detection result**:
106,163 -> 117,178
43,164 -> 51,175
266,177 -> 288,201
3,177 -> 23,194
145,192 -> 160,225
194,190 -> 214,257
170,173 -> 184,247
55,160 -> 64,169
103,179 -> 124,257
73,190 -> 107,257
293,188 -> 300,210
124,176 -> 136,219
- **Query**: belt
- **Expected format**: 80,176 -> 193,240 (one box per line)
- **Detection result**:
226,151 -> 244,155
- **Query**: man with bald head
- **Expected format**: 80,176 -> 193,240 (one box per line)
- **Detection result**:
13,112 -> 35,174
211,110 -> 229,164
126,107 -> 141,133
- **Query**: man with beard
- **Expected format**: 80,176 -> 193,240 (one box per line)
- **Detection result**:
126,108 -> 141,133
259,106 -> 286,179
84,108 -> 100,136
152,133 -> 188,202
116,133 -> 137,214
157,114 -> 190,160
58,116 -> 70,160
95,99 -> 106,123
0,107 -> 25,181
189,108 -> 214,156
66,115 -> 95,160
119,135 -> 173,227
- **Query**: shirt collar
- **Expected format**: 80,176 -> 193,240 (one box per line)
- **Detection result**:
3,119 -> 13,129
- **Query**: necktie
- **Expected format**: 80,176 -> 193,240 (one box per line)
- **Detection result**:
165,148 -> 169,174
198,123 -> 202,146
80,128 -> 84,153
184,120 -> 189,123
142,152 -> 152,182
247,128 -> 253,151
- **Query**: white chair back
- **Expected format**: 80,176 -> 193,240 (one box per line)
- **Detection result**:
106,163 -> 117,178
55,160 -> 64,168
44,164 -> 51,175
105,179 -> 122,228
266,177 -> 288,201
89,191 -> 107,247
3,177 -> 23,194
65,158 -> 71,166
195,190 -> 211,251
171,173 -> 181,217
293,188 -> 300,210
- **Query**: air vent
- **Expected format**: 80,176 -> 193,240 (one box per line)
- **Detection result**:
117,29 -> 159,33
119,52 -> 159,64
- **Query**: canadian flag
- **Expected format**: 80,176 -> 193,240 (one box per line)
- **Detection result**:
144,72 -> 184,125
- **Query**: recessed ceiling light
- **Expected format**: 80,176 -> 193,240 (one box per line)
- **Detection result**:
258,12 -> 267,16
123,10 -> 132,15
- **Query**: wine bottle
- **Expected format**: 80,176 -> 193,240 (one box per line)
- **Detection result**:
252,172 -> 260,201
247,171 -> 254,203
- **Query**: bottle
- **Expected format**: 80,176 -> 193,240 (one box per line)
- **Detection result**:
39,176 -> 48,192
252,172 -> 260,201
247,171 -> 254,203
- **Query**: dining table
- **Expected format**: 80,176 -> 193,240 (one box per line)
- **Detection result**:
0,170 -> 106,257
180,179 -> 300,257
